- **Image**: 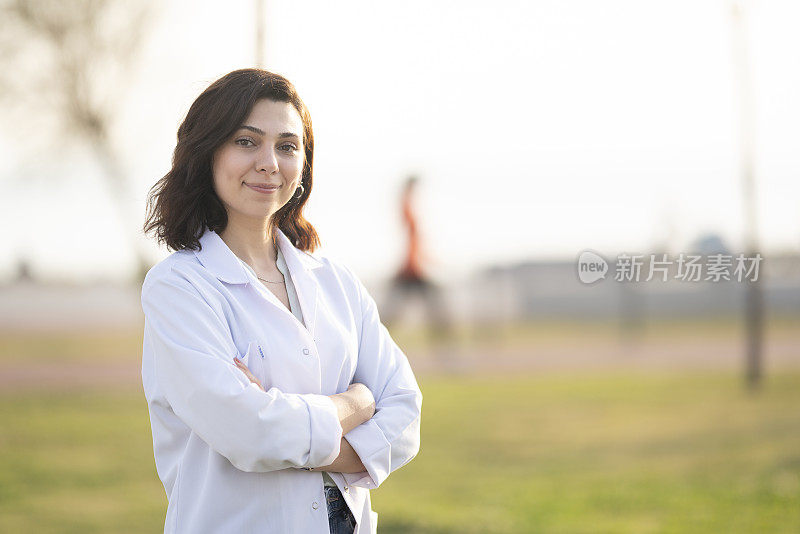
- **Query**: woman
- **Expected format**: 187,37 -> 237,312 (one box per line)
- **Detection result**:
141,68 -> 423,534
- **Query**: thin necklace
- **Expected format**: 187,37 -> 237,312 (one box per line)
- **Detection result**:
258,274 -> 284,284
257,239 -> 284,284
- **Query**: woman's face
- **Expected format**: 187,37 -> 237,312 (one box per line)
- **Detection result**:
211,98 -> 305,224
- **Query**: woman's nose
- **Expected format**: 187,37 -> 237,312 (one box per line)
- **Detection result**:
256,147 -> 279,175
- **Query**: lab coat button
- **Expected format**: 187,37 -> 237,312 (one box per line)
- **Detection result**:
303,348 -> 310,355
312,501 -> 319,510
344,486 -> 349,493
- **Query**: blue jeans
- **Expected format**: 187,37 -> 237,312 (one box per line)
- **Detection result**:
325,485 -> 356,534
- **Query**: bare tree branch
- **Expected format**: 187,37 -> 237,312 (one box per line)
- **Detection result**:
0,0 -> 155,283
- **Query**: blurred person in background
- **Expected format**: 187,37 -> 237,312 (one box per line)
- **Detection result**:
140,68 -> 422,534
383,175 -> 452,342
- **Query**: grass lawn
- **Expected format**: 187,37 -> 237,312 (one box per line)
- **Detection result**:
1,370 -> 798,533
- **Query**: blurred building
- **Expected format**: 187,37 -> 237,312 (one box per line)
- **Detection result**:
470,253 -> 800,323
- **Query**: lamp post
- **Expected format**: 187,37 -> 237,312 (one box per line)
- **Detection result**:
730,0 -> 763,391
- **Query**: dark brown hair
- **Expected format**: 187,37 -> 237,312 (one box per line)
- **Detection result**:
143,68 -> 320,252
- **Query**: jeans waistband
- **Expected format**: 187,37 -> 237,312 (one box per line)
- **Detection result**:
324,485 -> 348,514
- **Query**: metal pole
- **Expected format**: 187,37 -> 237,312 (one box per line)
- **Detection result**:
730,0 -> 763,391
255,0 -> 265,67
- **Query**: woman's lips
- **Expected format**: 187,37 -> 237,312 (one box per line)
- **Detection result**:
245,183 -> 280,194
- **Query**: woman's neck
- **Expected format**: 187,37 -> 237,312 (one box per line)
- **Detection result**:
218,218 -> 278,268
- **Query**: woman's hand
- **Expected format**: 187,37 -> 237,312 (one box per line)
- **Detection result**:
233,358 -> 265,391
344,383 -> 376,424
328,383 -> 375,435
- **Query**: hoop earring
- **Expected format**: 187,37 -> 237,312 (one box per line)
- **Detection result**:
293,182 -> 305,199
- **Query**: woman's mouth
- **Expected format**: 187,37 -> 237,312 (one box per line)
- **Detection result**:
244,183 -> 280,194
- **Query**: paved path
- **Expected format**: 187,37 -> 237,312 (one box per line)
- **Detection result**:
1,334 -> 797,392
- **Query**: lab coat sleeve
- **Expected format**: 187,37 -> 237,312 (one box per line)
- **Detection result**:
141,266 -> 343,473
340,268 -> 423,489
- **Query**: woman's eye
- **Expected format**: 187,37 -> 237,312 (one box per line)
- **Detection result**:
235,138 -> 255,147
279,144 -> 298,152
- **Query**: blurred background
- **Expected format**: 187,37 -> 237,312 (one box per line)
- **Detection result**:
1,0 -> 798,532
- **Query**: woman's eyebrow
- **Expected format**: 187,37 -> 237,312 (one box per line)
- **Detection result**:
238,125 -> 300,139
239,125 -> 265,135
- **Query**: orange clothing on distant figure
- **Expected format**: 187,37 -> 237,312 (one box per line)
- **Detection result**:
399,190 -> 424,280
384,175 -> 451,340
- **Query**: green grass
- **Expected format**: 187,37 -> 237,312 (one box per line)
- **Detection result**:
0,327 -> 145,364
1,371 -> 798,533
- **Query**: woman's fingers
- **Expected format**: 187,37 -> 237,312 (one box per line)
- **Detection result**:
233,358 -> 265,391
234,359 -> 257,384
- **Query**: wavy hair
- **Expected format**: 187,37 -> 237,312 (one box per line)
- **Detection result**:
143,68 -> 320,252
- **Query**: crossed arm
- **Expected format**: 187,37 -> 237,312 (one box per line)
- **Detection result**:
233,358 -> 373,474
308,437 -> 364,473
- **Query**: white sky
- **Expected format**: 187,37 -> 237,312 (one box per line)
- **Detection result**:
1,0 -> 799,284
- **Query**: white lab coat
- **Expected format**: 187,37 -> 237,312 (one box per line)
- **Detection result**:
140,226 -> 423,533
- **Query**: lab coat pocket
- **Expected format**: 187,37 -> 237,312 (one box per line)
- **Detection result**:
236,341 -> 268,390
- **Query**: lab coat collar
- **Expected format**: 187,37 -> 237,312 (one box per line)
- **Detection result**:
274,229 -> 322,337
274,227 -> 325,274
193,226 -> 323,286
